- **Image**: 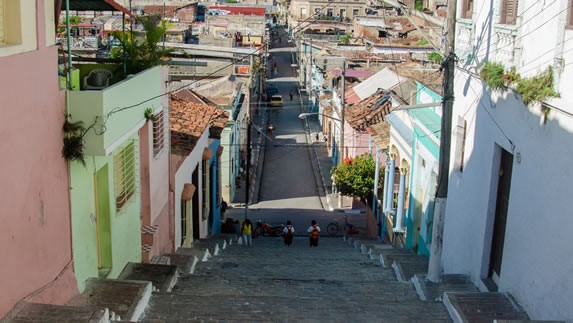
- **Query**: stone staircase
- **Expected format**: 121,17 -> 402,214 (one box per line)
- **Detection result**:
142,235 -> 451,322
349,238 -> 564,323
1,238 -> 226,323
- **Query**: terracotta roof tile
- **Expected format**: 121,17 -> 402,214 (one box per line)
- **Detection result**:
170,96 -> 229,156
346,90 -> 392,131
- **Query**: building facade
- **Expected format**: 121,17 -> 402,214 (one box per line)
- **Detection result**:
440,0 -> 573,320
0,0 -> 79,316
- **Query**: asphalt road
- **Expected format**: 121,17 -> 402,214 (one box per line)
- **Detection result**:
246,29 -> 336,234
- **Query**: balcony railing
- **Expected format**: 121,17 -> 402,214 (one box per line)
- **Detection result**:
492,25 -> 518,67
67,65 -> 163,156
456,19 -> 475,65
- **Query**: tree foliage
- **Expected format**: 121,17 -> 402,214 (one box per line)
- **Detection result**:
111,15 -> 172,75
332,154 -> 383,205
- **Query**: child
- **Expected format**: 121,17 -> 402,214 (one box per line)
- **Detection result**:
283,220 -> 295,246
307,220 -> 320,247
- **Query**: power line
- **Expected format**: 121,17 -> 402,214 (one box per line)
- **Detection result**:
105,3 -> 340,121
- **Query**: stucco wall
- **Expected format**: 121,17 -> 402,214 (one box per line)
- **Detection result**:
0,1 -> 79,317
443,70 -> 573,321
173,129 -> 210,247
70,136 -> 142,290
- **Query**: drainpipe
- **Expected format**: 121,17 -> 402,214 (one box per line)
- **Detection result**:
65,0 -> 72,89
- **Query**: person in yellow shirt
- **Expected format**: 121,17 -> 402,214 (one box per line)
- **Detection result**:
241,219 -> 253,247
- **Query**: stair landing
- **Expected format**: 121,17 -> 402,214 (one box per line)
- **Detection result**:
66,278 -> 151,322
444,292 -> 529,323
2,302 -> 109,323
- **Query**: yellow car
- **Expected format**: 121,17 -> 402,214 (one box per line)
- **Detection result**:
269,95 -> 283,107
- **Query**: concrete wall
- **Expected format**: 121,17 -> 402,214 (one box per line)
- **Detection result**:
0,1 -> 79,317
443,0 -> 573,318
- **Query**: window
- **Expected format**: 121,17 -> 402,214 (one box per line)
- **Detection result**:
300,7 -> 307,17
353,9 -> 359,16
152,109 -> 165,156
461,0 -> 474,19
114,141 -> 136,212
453,117 -> 467,172
500,0 -> 518,25
327,8 -> 333,17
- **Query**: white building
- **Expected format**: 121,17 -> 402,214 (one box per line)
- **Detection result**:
440,0 -> 573,320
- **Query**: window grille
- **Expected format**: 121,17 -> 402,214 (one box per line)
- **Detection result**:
114,141 -> 136,212
0,0 -> 5,44
152,109 -> 166,157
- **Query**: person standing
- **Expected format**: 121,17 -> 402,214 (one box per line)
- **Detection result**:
241,218 -> 253,247
307,220 -> 320,247
289,90 -> 294,101
315,132 -> 319,142
283,220 -> 295,246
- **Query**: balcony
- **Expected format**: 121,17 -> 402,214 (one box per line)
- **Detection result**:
67,65 -> 163,156
456,19 -> 475,65
492,24 -> 518,67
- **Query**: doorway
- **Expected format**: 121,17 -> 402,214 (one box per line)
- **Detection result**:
192,166 -> 200,240
95,165 -> 112,277
488,148 -> 514,283
180,200 -> 191,247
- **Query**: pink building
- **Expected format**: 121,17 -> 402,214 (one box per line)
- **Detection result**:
0,0 -> 78,318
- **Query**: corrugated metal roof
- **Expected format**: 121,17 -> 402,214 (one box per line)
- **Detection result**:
353,67 -> 405,101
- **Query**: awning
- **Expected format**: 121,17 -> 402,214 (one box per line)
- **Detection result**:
60,0 -> 132,17
181,183 -> 196,201
202,148 -> 213,161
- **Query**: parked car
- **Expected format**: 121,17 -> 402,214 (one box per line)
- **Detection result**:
269,95 -> 283,107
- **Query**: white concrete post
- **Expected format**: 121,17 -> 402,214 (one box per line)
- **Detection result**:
395,168 -> 407,230
383,160 -> 390,210
385,157 -> 396,212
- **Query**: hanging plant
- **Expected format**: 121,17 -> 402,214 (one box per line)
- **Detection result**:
144,107 -> 154,122
480,61 -> 506,90
62,114 -> 87,166
516,67 -> 559,105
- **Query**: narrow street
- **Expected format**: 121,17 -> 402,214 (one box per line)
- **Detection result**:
141,29 -> 451,322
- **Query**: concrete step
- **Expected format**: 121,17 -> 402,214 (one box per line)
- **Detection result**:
412,274 -> 479,301
118,262 -> 179,293
2,302 -> 110,323
146,293 -> 452,322
142,236 -> 451,321
66,278 -> 152,322
393,257 -> 429,282
444,292 -> 529,323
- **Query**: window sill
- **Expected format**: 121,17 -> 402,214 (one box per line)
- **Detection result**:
0,43 -> 29,57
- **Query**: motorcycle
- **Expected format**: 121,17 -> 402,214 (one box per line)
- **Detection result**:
255,220 -> 285,237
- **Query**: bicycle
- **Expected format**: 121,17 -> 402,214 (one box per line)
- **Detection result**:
326,214 -> 359,236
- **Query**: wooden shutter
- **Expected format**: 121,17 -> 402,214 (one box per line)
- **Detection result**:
463,0 -> 474,19
0,0 -> 5,44
568,0 -> 573,28
501,0 -> 519,25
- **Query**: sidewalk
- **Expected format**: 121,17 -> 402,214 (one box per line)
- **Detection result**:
297,90 -> 338,211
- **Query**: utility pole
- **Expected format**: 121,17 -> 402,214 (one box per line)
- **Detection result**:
427,0 -> 457,282
244,117 -> 251,220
